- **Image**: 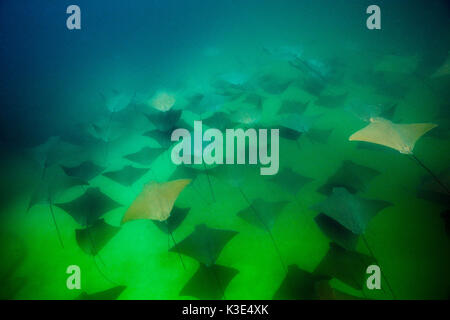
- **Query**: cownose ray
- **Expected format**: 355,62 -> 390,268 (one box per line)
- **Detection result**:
237,199 -> 289,272
124,146 -> 164,166
311,188 -> 396,297
317,160 -> 381,195
54,187 -> 122,226
143,128 -> 173,148
61,161 -> 105,182
121,179 -> 191,224
27,136 -> 80,170
257,73 -> 293,95
144,109 -> 182,132
274,113 -> 331,147
169,133 -> 218,202
153,206 -> 190,235
28,165 -> 88,248
76,219 -> 120,256
169,224 -> 238,266
76,285 -> 126,300
179,263 -> 239,300
143,118 -> 190,148
237,199 -> 289,231
121,179 -> 191,268
267,168 -> 313,196
346,102 -> 398,123
273,265 -> 325,300
170,224 -> 238,294
278,99 -> 310,115
315,92 -> 348,109
416,168 -> 450,207
313,242 -> 375,291
312,187 -> 392,236
349,117 -> 449,194
185,93 -> 226,117
102,165 -> 149,187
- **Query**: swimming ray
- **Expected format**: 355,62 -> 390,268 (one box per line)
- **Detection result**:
61,161 -> 105,182
102,165 -> 149,187
186,93 -> 225,116
416,168 -> 450,206
169,224 -> 238,266
258,74 -> 292,94
312,187 -> 392,235
124,146 -> 164,166
349,117 -> 437,155
349,117 -> 448,194
152,206 -> 190,235
143,128 -> 173,148
202,112 -> 235,130
28,165 -> 88,247
306,128 -> 333,144
121,179 -> 191,224
179,263 -> 239,300
273,265 -> 324,300
313,243 -> 374,291
55,187 -> 121,226
315,92 -> 348,109
267,168 -> 312,196
144,109 -> 182,132
237,199 -> 289,231
76,219 -> 121,256
275,113 -> 320,142
28,136 -> 80,169
314,213 -> 359,251
76,285 -> 126,300
318,160 -> 380,195
278,99 -> 309,115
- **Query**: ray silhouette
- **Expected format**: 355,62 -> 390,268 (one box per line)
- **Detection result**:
416,168 -> 450,206
77,285 -> 126,300
237,198 -> 288,272
314,213 -> 359,251
312,188 -> 396,297
273,265 -> 324,300
267,168 -> 313,196
102,165 -> 149,187
313,243 -> 374,291
169,224 -> 238,266
76,219 -> 120,256
144,109 -> 182,132
315,92 -> 348,109
257,73 -> 293,95
143,128 -> 173,148
121,179 -> 191,269
237,199 -> 289,231
278,99 -> 309,115
312,187 -> 392,235
61,161 -> 105,182
124,146 -> 164,166
28,165 -> 88,247
152,206 -> 190,235
318,160 -> 381,195
55,187 -> 121,226
349,117 -> 448,194
179,263 -> 239,300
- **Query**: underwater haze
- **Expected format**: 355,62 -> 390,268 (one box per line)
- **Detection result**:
0,0 -> 449,300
